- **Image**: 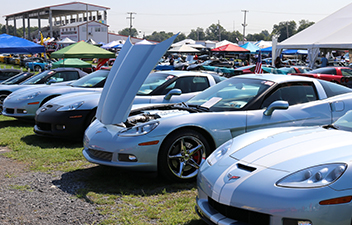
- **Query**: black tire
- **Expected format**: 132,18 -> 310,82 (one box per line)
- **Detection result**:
34,65 -> 41,72
0,93 -> 9,113
158,129 -> 210,182
84,109 -> 97,130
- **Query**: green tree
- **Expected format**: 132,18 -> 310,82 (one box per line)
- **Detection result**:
205,24 -> 226,41
187,27 -> 205,41
246,30 -> 271,41
296,20 -> 315,33
271,21 -> 297,42
118,28 -> 139,37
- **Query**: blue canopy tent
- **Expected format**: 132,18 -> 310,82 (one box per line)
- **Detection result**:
0,34 -> 45,54
240,42 -> 261,53
259,46 -> 272,53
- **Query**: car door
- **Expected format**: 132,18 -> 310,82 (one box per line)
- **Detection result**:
246,82 -> 333,132
148,76 -> 211,104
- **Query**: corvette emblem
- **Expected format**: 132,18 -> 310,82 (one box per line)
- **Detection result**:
227,173 -> 240,181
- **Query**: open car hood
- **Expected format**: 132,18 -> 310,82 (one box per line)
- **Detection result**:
96,34 -> 177,125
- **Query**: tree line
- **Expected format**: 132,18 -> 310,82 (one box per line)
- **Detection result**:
0,19 -> 314,44
118,19 -> 314,43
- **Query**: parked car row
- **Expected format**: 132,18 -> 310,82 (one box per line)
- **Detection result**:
3,36 -> 352,225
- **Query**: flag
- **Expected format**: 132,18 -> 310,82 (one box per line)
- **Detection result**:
96,58 -> 109,70
39,31 -> 44,45
254,51 -> 263,74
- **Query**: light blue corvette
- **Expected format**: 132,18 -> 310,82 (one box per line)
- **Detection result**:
34,70 -> 224,138
196,110 -> 352,225
82,35 -> 352,182
83,72 -> 352,182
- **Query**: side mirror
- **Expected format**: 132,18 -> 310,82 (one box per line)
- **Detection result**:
164,88 -> 182,100
264,100 -> 289,116
46,79 -> 56,85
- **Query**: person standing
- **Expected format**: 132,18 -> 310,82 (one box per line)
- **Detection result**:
274,56 -> 282,68
321,54 -> 328,67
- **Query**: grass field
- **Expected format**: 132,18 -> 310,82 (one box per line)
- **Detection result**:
0,114 -> 204,224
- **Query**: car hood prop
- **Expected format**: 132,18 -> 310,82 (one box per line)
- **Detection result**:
96,34 -> 178,125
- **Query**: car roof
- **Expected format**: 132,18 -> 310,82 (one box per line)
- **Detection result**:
236,73 -> 320,84
152,70 -> 215,77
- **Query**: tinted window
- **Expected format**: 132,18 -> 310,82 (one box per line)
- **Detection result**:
162,76 -> 210,94
70,69 -> 110,88
318,79 -> 352,97
261,83 -> 317,108
308,67 -> 336,75
341,69 -> 352,76
187,78 -> 274,111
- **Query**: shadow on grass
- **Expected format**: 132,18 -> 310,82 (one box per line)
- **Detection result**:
53,165 -> 197,196
52,165 -> 207,224
0,117 -> 34,128
21,134 -> 83,149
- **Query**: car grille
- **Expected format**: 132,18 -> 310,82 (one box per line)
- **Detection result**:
88,149 -> 113,161
208,197 -> 270,225
5,108 -> 14,114
36,122 -> 51,131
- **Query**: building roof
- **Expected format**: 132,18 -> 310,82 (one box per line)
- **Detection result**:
4,2 -> 110,20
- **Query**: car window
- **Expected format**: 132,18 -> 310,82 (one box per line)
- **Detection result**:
318,79 -> 352,97
49,71 -> 79,82
70,69 -> 109,88
261,83 -> 318,108
341,69 -> 352,76
137,73 -> 175,95
308,67 -> 336,75
187,78 -> 273,111
162,76 -> 210,94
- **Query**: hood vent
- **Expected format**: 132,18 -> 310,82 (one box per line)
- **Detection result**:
237,163 -> 256,172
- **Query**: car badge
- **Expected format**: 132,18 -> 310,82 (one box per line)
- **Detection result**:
227,173 -> 240,181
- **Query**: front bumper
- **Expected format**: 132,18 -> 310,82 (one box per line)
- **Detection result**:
82,120 -> 164,171
196,164 -> 352,225
34,104 -> 92,138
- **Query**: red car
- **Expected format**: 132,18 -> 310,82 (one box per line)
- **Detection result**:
289,67 -> 352,84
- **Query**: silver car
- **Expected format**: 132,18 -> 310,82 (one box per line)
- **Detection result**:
196,110 -> 352,225
83,73 -> 352,182
34,71 -> 225,138
2,69 -> 108,120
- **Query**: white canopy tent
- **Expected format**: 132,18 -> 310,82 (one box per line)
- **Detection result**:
168,44 -> 200,53
276,2 -> 352,68
171,39 -> 196,47
215,40 -> 238,48
56,37 -> 76,44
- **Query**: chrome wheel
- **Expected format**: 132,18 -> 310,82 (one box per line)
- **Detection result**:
159,129 -> 210,182
167,135 -> 206,179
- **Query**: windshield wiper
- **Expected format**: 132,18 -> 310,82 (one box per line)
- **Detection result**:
322,124 -> 338,130
187,104 -> 211,112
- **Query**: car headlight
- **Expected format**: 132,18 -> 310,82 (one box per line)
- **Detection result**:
207,139 -> 233,166
17,91 -> 41,101
276,163 -> 347,188
57,101 -> 84,111
118,122 -> 159,137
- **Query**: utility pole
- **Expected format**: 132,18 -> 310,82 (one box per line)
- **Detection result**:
241,10 -> 248,42
217,20 -> 221,41
127,12 -> 136,36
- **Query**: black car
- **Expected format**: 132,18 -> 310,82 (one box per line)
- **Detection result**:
1,72 -> 34,85
0,67 -> 88,111
0,69 -> 23,82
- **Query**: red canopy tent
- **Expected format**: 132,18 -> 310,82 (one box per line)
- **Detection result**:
211,44 -> 250,52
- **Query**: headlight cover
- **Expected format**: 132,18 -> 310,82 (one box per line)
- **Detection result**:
276,163 -> 347,188
17,91 -> 41,101
207,139 -> 233,166
118,122 -> 159,137
57,101 -> 84,111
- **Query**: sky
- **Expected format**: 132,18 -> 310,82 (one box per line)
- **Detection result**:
0,0 -> 351,38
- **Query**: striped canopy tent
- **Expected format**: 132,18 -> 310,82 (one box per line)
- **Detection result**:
211,44 -> 249,53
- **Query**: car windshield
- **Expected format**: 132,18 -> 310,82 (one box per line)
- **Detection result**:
1,72 -> 32,84
137,73 -> 175,95
187,77 -> 274,111
332,111 -> 352,132
21,70 -> 56,85
70,69 -> 109,88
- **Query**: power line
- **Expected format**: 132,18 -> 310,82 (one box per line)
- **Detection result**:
126,12 -> 136,36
